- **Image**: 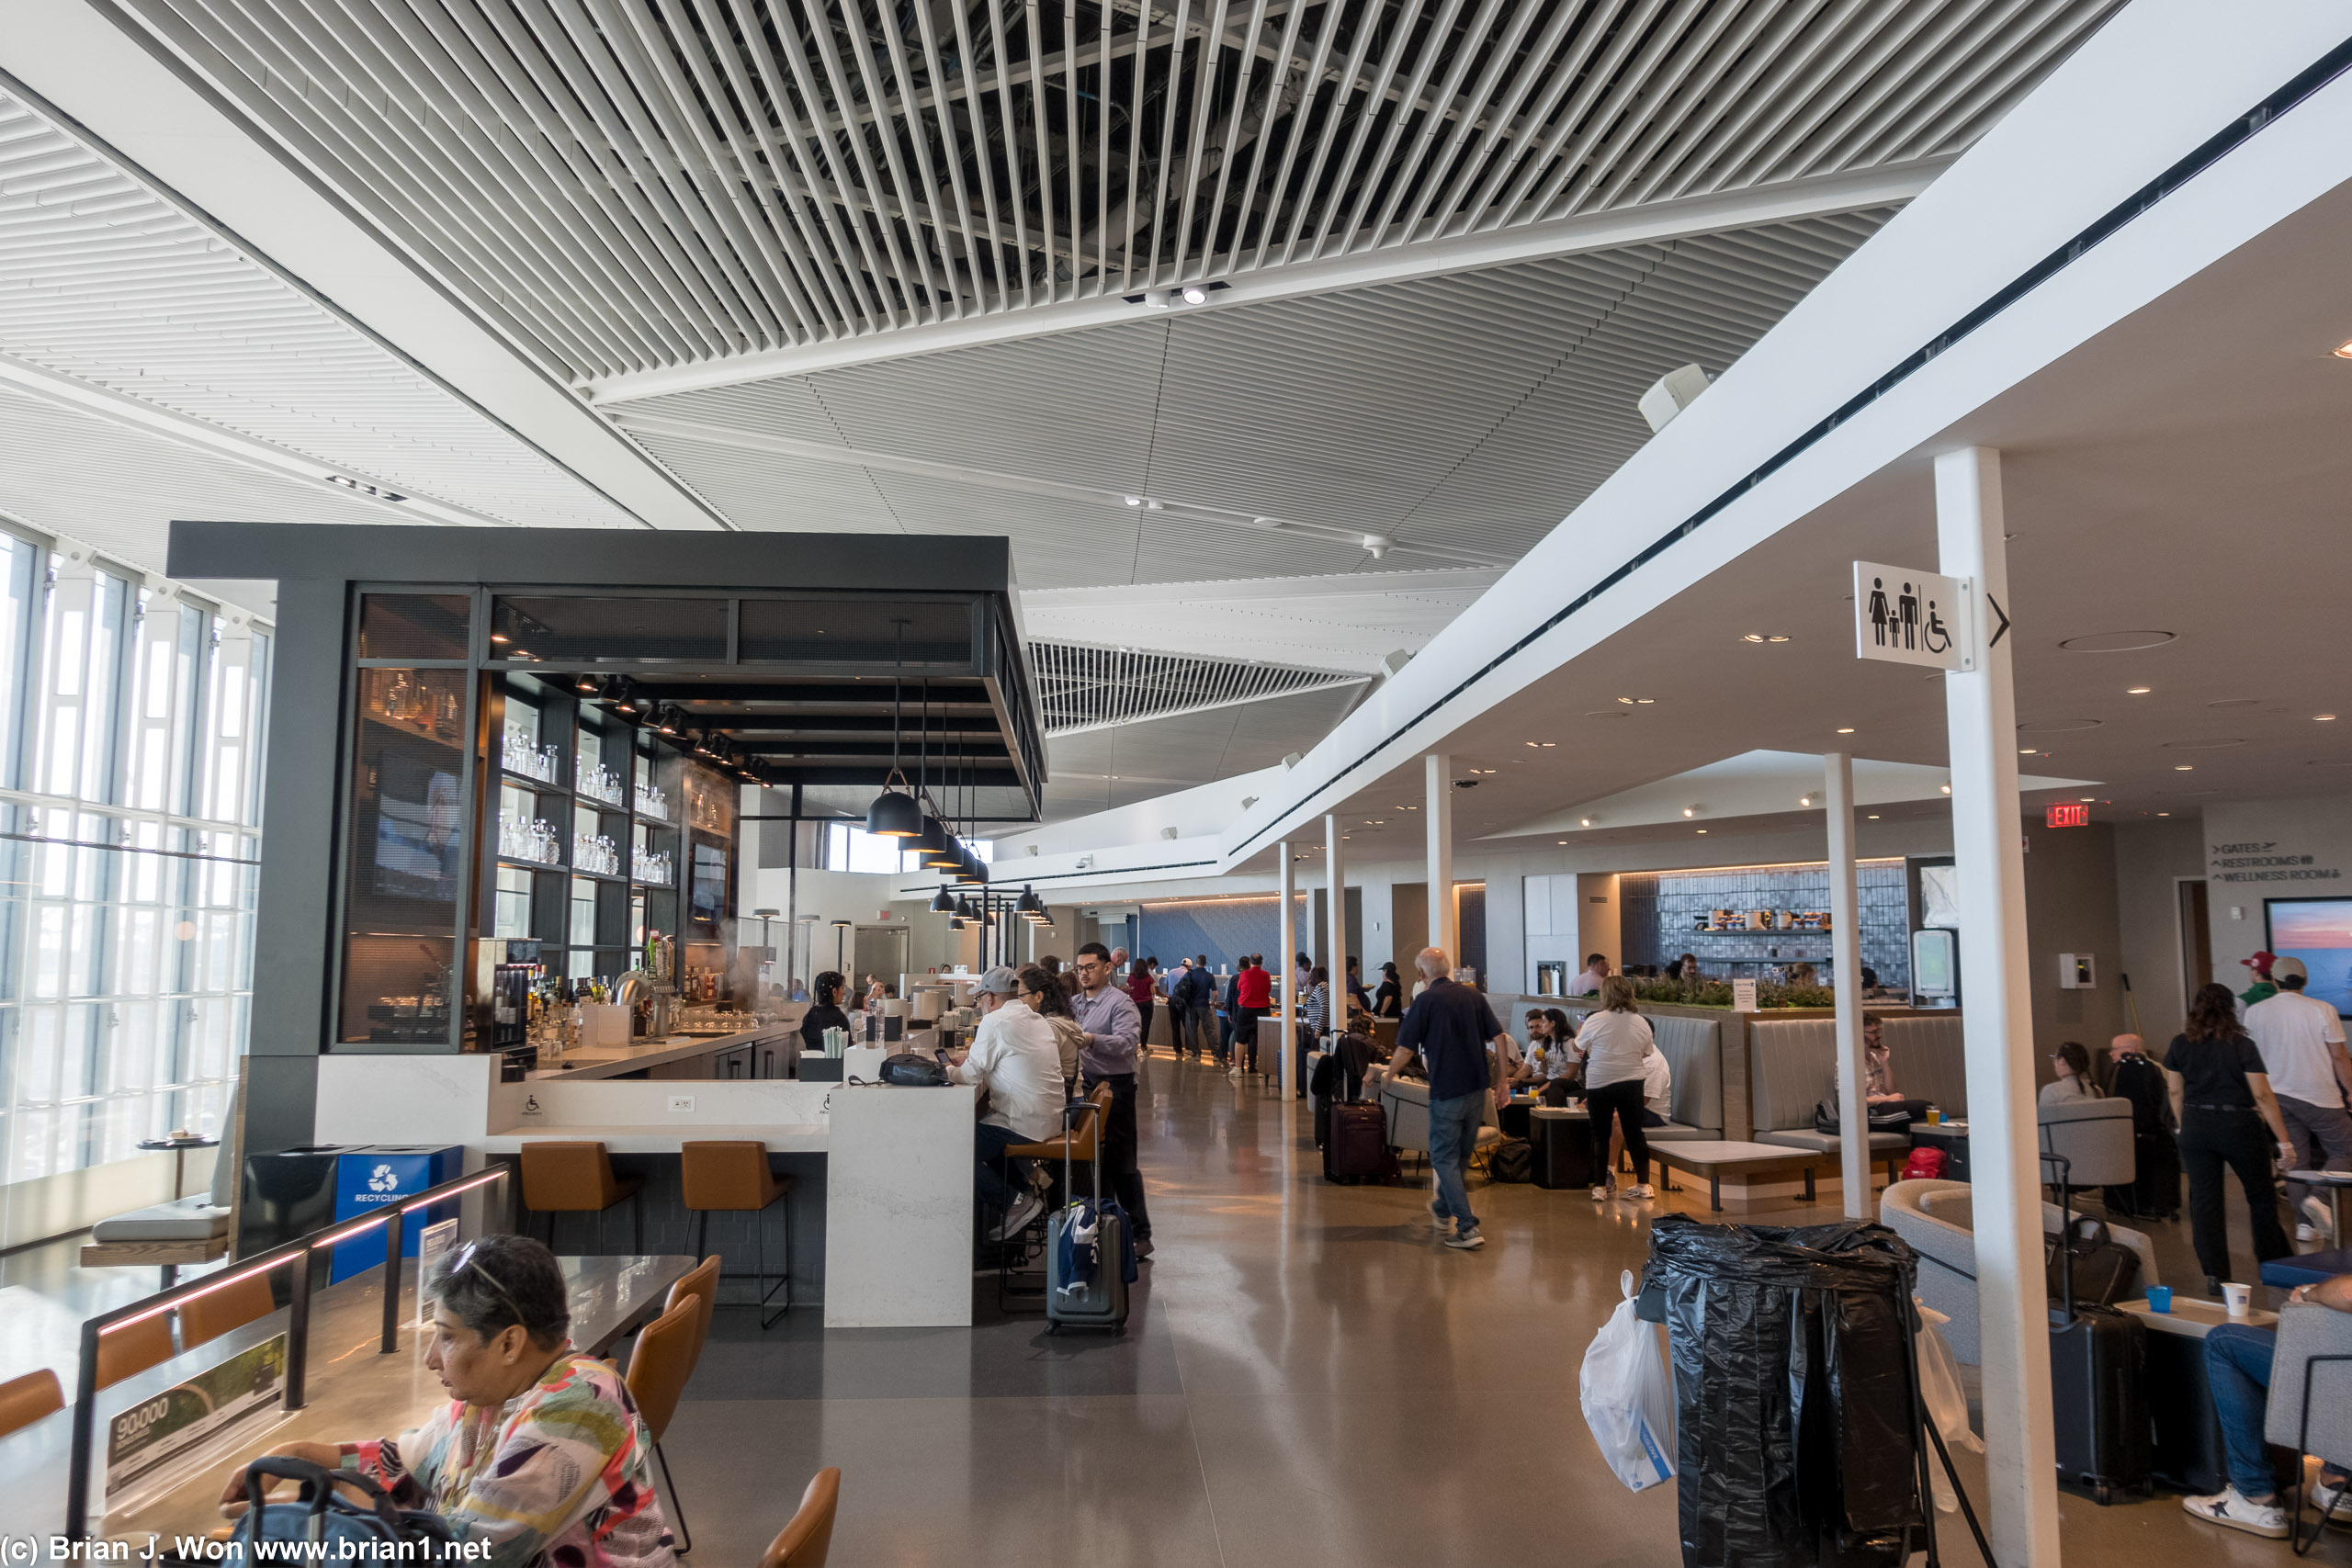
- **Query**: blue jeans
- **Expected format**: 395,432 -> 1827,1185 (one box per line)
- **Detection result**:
1428,1090 -> 1485,1235
2203,1323 -> 2352,1498
975,1122 -> 1033,1213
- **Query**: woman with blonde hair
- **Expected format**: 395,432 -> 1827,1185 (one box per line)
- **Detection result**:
1578,975 -> 1657,1201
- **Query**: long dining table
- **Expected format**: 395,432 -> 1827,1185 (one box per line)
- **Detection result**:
9,1250 -> 692,1542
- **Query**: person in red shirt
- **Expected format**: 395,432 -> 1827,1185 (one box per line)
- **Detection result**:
1234,954 -> 1273,1073
1125,957 -> 1159,1055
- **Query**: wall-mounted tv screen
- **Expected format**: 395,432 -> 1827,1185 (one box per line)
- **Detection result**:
372,753 -> 460,902
690,842 -> 727,925
2266,897 -> 2352,1017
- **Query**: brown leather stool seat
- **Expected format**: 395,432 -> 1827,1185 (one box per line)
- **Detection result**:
679,1141 -> 795,1327
520,1141 -> 645,1254
0,1369 -> 63,1439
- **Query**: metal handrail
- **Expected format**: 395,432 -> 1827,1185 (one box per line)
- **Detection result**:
64,1165 -> 511,1539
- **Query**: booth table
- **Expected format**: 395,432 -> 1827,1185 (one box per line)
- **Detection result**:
5,1252 -> 689,1541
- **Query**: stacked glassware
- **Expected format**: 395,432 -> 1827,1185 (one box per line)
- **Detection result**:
573,832 -> 621,875
499,814 -> 559,864
635,782 -> 667,820
503,732 -> 559,782
636,848 -> 673,886
579,759 -> 625,806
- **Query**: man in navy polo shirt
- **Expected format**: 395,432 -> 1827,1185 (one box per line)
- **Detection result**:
1390,946 -> 1512,1251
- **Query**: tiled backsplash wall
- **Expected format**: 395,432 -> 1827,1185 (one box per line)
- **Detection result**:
1621,860 -> 1911,987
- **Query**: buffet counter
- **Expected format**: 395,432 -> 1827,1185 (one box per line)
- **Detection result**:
314,1051 -> 973,1327
525,1020 -> 796,1081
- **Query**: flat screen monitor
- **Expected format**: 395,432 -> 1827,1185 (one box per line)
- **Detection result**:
372,755 -> 459,901
2265,897 -> 2352,1017
690,842 -> 727,925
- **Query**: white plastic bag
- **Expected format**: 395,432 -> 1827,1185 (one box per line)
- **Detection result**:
1580,1269 -> 1678,1492
1914,1297 -> 1982,1513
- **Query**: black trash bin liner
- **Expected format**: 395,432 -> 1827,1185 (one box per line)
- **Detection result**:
1645,1214 -> 1924,1568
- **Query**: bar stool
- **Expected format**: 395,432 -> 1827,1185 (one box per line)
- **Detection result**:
521,1141 -> 644,1253
679,1141 -> 793,1327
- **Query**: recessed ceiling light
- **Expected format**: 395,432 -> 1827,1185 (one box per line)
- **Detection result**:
1557,840 -> 1567,845
1682,807 -> 1696,818
490,633 -> 510,643
1867,814 -> 1880,819
2127,686 -> 2151,694
1836,728 -> 1855,735
1940,784 -> 1951,795
1695,829 -> 1708,834
2336,340 -> 2352,358
1799,795 -> 1814,807
2174,764 -> 2194,771
1615,696 -> 1656,705
2319,715 -> 2339,722
2079,796 -> 2096,803
1741,633 -> 1763,643
2019,748 -> 2038,754
1580,818 -> 1593,827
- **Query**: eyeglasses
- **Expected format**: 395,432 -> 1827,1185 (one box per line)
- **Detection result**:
449,1239 -> 524,1323
1074,960 -> 1107,973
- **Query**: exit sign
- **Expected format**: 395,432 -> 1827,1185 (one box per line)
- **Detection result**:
2046,803 -> 2091,828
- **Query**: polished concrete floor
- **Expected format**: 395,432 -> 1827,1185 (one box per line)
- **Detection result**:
661,1054 -> 2326,1567
0,1054 -> 2322,1563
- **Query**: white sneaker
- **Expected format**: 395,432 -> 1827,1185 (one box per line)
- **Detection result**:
2183,1487 -> 2290,1539
2300,1223 -> 2321,1244
2305,1195 -> 2336,1241
1590,1185 -> 1611,1201
1623,1184 -> 1656,1201
993,1192 -> 1044,1241
2312,1478 -> 2352,1522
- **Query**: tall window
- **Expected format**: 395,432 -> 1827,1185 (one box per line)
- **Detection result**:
0,529 -> 270,1182
820,822 -> 991,874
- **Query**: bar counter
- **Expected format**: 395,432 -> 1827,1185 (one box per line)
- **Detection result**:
316,1048 -> 974,1327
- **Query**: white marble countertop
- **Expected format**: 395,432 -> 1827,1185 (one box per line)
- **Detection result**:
528,1021 -> 791,1081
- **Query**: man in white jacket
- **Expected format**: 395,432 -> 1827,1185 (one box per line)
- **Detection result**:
949,965 -> 1067,1241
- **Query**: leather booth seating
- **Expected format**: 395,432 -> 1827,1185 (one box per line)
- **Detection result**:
2260,1247 -> 2352,1290
1882,1178 -> 2159,1365
1377,1011 -> 1724,1151
1748,1015 -> 1969,1162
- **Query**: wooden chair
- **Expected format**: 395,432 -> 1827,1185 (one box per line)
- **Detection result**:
0,1369 -> 62,1438
623,1297 -> 704,1553
96,1314 -> 176,1388
179,1270 -> 278,1349
757,1468 -> 841,1568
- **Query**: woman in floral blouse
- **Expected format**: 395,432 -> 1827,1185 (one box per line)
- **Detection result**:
219,1233 -> 674,1567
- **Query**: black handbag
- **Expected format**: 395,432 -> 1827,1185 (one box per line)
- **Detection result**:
1813,1097 -> 1911,1136
1488,1139 -> 1534,1183
224,1456 -> 458,1560
2046,1215 -> 2143,1307
880,1052 -> 949,1087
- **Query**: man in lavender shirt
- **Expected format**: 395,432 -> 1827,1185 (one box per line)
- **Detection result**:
1071,941 -> 1154,1258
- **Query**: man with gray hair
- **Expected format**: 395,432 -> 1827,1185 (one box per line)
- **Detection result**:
949,965 -> 1065,1241
1390,946 -> 1513,1250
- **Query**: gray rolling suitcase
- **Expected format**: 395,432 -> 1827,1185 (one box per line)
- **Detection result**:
1047,1098 -> 1128,1334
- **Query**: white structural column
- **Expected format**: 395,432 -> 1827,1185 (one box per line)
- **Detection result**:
1325,814 -> 1346,1030
1277,843 -> 1297,1099
1937,447 -> 2059,1566
1824,752 -> 1868,1219
1427,753 -> 1456,964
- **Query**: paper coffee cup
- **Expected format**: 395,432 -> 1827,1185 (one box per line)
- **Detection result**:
2223,1282 -> 2253,1317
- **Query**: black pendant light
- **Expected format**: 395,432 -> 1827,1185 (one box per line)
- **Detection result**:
929,886 -> 955,913
865,618 -> 922,838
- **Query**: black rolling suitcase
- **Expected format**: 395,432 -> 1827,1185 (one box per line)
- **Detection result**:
2045,1152 -> 2152,1503
1325,1100 -> 1397,1183
1531,1105 -> 1592,1190
1046,1099 -> 1129,1334
1308,1053 -> 1336,1148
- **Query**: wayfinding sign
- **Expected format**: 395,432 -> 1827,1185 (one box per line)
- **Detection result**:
1853,561 -> 1977,671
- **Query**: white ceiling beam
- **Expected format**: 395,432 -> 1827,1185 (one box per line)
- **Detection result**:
588,156 -> 1951,404
0,349 -> 513,530
0,0 -> 731,530
610,409 -> 1519,569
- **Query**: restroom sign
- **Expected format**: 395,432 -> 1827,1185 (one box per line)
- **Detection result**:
1854,562 -> 1975,671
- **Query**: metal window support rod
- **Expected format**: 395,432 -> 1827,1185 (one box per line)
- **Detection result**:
63,1166 -> 510,1540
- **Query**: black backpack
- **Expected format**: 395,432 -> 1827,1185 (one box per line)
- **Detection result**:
1488,1139 -> 1535,1183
